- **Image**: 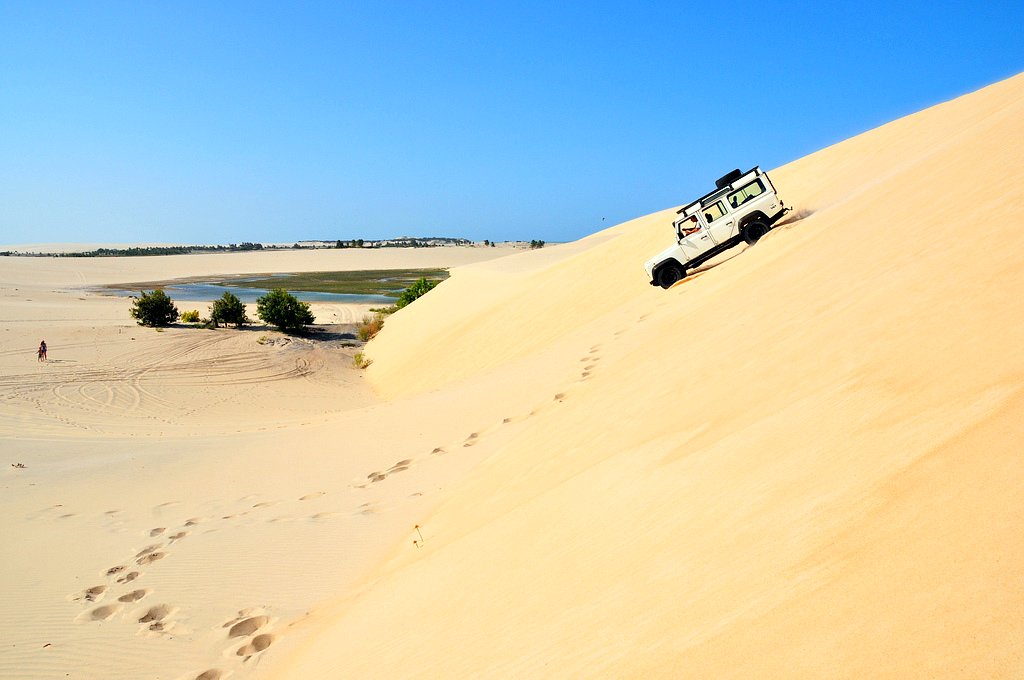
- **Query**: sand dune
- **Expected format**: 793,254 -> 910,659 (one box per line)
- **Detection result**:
0,246 -> 526,680
272,73 -> 1024,677
2,73 -> 1023,680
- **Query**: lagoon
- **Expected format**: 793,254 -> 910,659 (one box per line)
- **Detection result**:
103,281 -> 395,305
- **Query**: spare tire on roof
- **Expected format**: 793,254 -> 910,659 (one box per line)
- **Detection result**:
715,169 -> 743,189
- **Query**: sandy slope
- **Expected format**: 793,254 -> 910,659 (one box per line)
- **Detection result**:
271,73 -> 1024,678
0,247 -> 531,680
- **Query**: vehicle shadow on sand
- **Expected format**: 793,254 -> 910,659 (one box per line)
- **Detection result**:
674,206 -> 816,285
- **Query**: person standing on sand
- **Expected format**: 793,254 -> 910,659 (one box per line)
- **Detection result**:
38,340 -> 47,361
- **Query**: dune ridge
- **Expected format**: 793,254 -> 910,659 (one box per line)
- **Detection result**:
274,73 -> 1024,677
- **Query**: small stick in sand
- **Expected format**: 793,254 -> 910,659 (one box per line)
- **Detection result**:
414,524 -> 424,543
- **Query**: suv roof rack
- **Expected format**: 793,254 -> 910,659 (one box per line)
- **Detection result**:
677,167 -> 759,214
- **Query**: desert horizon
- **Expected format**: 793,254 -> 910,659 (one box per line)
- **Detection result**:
3,71 -> 1024,679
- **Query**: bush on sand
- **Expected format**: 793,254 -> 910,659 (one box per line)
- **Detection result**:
357,312 -> 385,342
256,288 -> 314,334
130,290 -> 179,327
210,292 -> 249,328
395,277 -> 438,309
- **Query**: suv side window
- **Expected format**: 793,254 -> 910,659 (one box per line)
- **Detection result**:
703,201 -> 727,223
728,178 -> 765,208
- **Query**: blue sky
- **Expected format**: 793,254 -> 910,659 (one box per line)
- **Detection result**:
2,1 -> 1022,245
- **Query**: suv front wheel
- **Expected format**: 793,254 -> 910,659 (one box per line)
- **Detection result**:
657,263 -> 685,289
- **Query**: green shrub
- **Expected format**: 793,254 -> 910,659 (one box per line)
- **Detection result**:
353,352 -> 372,369
395,277 -> 438,309
180,310 -> 200,323
256,288 -> 314,334
210,291 -> 249,328
130,289 -> 179,327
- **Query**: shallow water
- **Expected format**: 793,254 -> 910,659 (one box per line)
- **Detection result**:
103,281 -> 394,305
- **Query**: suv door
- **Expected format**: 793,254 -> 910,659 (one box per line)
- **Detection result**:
701,200 -> 736,245
675,214 -> 715,262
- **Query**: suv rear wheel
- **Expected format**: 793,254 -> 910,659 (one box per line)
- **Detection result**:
742,221 -> 768,245
657,263 -> 684,289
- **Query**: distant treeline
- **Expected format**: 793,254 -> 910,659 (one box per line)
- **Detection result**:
4,236 -> 542,257
333,237 -> 471,248
62,242 -> 266,257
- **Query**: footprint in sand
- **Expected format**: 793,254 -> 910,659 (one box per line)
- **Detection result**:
554,393 -> 566,402
311,511 -> 340,520
118,589 -> 150,603
135,544 -> 162,558
80,585 -> 107,602
463,433 -> 479,448
149,527 -> 166,537
193,670 -> 224,680
431,447 -> 446,456
227,615 -> 269,638
299,492 -> 325,501
236,633 -> 276,657
105,564 -> 127,577
356,503 -> 380,516
138,604 -> 173,624
389,459 -> 413,474
184,517 -> 204,526
168,531 -> 188,542
136,551 -> 165,566
88,604 -> 122,621
252,501 -> 277,509
368,471 -> 387,483
116,571 -> 140,584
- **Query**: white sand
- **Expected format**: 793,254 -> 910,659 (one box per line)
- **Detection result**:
3,73 -> 1024,680
0,246 -> 527,680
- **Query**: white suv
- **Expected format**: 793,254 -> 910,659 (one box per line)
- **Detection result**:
644,167 -> 788,288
